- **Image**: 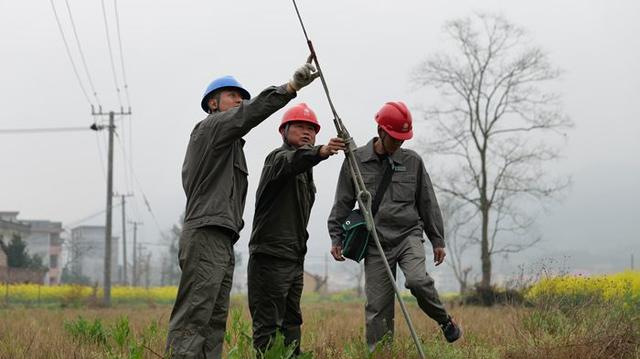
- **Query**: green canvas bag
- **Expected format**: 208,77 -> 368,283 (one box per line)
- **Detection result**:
341,157 -> 394,262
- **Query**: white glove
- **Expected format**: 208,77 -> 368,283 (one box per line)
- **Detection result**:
289,63 -> 320,91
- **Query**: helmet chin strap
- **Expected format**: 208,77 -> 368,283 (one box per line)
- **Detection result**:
208,93 -> 222,113
379,131 -> 392,156
282,123 -> 290,145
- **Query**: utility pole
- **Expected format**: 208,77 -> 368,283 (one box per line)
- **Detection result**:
128,221 -> 143,286
138,242 -> 143,287
114,193 -> 133,285
324,253 -> 328,283
92,106 -> 131,306
145,252 -> 152,288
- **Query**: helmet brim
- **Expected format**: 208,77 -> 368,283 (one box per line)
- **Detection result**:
279,119 -> 321,134
385,128 -> 413,141
200,86 -> 251,113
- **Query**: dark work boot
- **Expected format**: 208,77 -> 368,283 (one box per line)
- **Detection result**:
440,317 -> 462,343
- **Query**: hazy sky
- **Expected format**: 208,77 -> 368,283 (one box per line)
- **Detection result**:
1,0 -> 638,290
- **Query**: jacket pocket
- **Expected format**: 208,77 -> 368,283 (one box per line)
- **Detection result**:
391,174 -> 416,202
230,155 -> 249,200
361,174 -> 377,200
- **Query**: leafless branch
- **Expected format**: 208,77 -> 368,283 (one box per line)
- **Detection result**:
412,13 -> 572,288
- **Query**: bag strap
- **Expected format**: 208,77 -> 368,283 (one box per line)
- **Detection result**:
371,156 -> 394,217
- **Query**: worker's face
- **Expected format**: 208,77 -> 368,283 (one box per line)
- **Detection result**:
285,121 -> 317,147
208,89 -> 243,112
379,128 -> 404,154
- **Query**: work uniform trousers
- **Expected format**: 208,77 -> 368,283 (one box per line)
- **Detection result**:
166,226 -> 235,359
247,253 -> 304,354
364,235 -> 449,351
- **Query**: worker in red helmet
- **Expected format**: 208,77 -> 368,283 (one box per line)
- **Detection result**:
248,103 -> 345,355
328,101 -> 462,350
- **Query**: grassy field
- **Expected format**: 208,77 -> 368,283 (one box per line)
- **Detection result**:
0,298 -> 638,359
1,271 -> 639,358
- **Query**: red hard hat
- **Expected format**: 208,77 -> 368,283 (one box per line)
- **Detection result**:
375,101 -> 413,140
279,103 -> 321,134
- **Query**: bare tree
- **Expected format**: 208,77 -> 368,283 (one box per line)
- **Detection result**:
345,262 -> 365,297
160,217 -> 182,286
305,271 -> 328,293
412,14 -> 572,291
62,232 -> 96,274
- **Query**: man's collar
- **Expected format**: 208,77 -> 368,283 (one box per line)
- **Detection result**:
280,142 -> 314,151
362,138 -> 378,163
280,142 -> 295,151
362,137 -> 404,165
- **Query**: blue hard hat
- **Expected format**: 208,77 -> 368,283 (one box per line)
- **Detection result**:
200,75 -> 251,113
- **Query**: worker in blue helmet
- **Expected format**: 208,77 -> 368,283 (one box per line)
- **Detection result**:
200,75 -> 251,113
166,59 -> 319,359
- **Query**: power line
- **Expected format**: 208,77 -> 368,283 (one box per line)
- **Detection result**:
115,130 -> 133,196
49,0 -> 92,106
64,0 -> 102,107
128,114 -> 135,214
100,0 -> 123,109
0,126 -> 93,134
113,0 -> 131,108
64,202 -> 123,229
112,0 -> 134,191
133,170 -> 164,236
95,130 -> 108,182
114,129 -> 163,237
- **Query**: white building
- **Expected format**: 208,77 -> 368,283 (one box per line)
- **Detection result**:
69,225 -> 119,286
23,220 -> 64,285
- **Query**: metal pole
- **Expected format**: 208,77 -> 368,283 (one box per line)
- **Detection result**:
290,2 -> 425,357
145,253 -> 151,288
92,107 -> 131,305
128,221 -> 142,286
138,242 -> 143,286
121,195 -> 127,285
132,221 -> 137,286
104,111 -> 114,306
116,193 -> 133,285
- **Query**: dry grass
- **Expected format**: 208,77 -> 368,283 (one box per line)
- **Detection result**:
0,298 -> 637,358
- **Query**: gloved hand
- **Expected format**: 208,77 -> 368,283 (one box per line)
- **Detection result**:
288,62 -> 320,91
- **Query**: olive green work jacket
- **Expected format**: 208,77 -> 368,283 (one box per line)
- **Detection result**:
181,84 -> 296,236
249,143 -> 325,261
327,138 -> 445,249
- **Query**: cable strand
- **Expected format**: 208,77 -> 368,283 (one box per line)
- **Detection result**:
49,0 -> 92,107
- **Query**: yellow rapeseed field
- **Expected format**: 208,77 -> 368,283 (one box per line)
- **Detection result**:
1,284 -> 178,304
526,270 -> 640,304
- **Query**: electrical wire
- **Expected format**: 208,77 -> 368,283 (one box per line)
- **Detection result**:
100,0 -> 123,109
113,0 -> 131,109
112,0 -> 135,192
114,131 -> 163,237
133,172 -> 164,236
49,0 -> 92,106
114,129 -> 133,197
128,114 -> 134,204
94,129 -> 108,182
65,202 -> 122,229
0,126 -> 93,134
64,0 -> 102,107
